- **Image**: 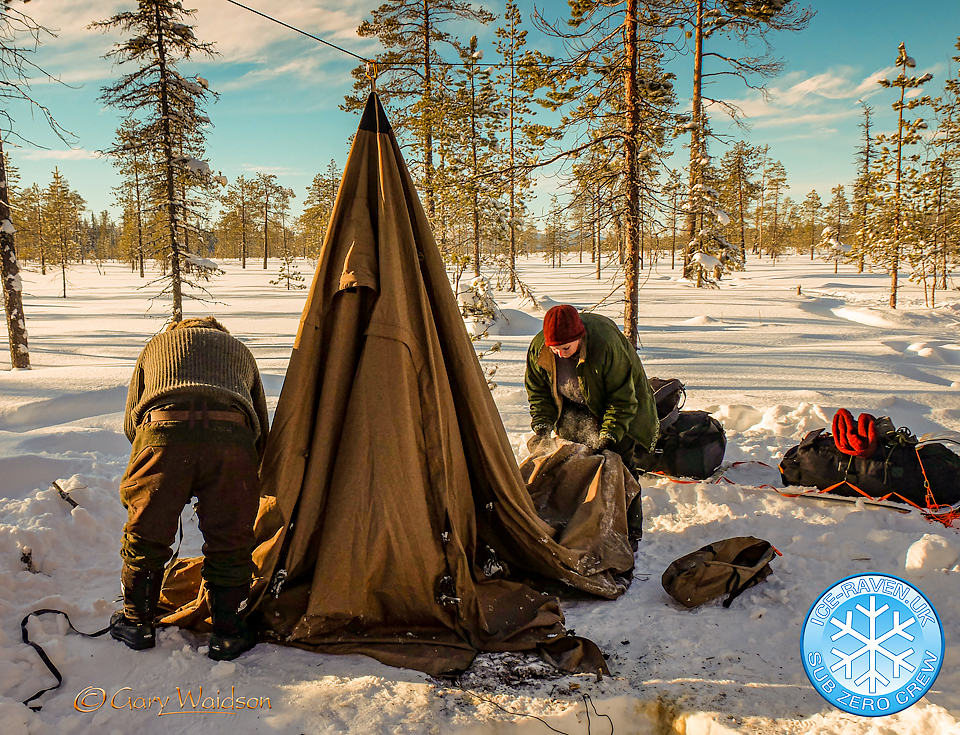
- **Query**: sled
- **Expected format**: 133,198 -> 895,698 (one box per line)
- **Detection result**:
775,485 -> 914,515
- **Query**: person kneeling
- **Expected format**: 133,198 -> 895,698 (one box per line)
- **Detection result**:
524,305 -> 659,539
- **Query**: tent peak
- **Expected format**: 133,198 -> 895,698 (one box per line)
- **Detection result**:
359,93 -> 392,134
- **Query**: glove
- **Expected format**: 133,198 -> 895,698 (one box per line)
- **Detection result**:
526,426 -> 555,455
588,434 -> 613,453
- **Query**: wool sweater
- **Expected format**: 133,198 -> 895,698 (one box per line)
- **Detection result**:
124,327 -> 269,451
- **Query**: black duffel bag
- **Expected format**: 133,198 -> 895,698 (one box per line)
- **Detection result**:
779,425 -> 960,507
635,409 -> 726,480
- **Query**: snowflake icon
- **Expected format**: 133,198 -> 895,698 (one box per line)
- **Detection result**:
802,574 -> 944,717
828,595 -> 917,694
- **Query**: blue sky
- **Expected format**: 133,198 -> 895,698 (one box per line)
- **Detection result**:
6,0 -> 960,222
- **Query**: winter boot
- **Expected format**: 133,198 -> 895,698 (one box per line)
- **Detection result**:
110,566 -> 163,651
208,584 -> 256,661
627,493 -> 643,552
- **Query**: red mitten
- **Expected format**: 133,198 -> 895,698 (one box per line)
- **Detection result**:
833,409 -> 878,458
856,413 -> 878,457
833,408 -> 857,455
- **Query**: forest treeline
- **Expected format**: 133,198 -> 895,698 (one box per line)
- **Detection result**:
2,1 -> 959,370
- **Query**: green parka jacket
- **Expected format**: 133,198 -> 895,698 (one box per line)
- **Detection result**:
525,312 -> 659,451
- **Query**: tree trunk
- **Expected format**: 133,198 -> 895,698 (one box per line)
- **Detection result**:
263,193 -> 270,270
508,19 -> 517,292
471,73 -> 480,278
622,0 -> 640,347
422,0 -> 435,219
0,142 -> 30,369
890,78 -> 905,309
683,0 -> 704,281
156,5 -> 183,322
737,165 -> 747,263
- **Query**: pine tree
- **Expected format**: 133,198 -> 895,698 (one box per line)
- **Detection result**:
269,185 -> 304,292
717,141 -> 761,263
493,1 -> 542,291
274,184 -> 296,269
1,2 -> 74,368
821,185 -> 850,273
687,161 -> 742,287
253,172 -> 281,270
762,160 -> 789,262
216,175 -> 255,266
930,40 -> 960,293
106,120 -> 151,277
667,0 -> 814,276
300,160 -> 341,258
451,35 -> 503,277
800,190 -> 822,260
529,0 -> 677,345
344,0 -> 495,220
544,195 -> 566,268
906,156 -> 951,306
869,42 -> 933,308
44,168 -> 84,298
270,252 -> 305,291
92,0 -> 219,323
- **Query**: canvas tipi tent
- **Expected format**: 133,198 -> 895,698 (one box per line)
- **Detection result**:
162,94 -> 638,676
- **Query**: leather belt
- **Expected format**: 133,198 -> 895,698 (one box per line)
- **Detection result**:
143,409 -> 248,426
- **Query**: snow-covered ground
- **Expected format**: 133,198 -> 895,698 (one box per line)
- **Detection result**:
1,253 -> 959,735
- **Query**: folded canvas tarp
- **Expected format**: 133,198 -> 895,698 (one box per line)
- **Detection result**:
161,93 -> 636,676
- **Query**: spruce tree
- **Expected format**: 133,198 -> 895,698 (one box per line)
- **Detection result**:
851,102 -> 874,273
92,0 -> 219,323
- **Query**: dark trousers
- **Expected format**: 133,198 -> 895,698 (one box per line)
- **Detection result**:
119,425 -> 260,588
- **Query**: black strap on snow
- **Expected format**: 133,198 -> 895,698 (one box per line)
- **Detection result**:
21,609 -> 113,711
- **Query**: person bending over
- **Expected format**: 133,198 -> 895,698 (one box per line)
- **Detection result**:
112,316 -> 269,661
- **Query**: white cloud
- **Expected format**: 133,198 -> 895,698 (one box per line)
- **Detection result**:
19,149 -> 101,161
710,62 -> 938,130
217,57 -> 336,92
190,0 -> 368,64
238,163 -> 303,177
22,0 -> 373,94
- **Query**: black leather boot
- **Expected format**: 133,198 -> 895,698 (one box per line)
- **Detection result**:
627,493 -> 643,552
110,566 -> 162,650
208,584 -> 256,661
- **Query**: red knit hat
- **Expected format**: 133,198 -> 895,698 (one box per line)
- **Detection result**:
543,305 -> 586,346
